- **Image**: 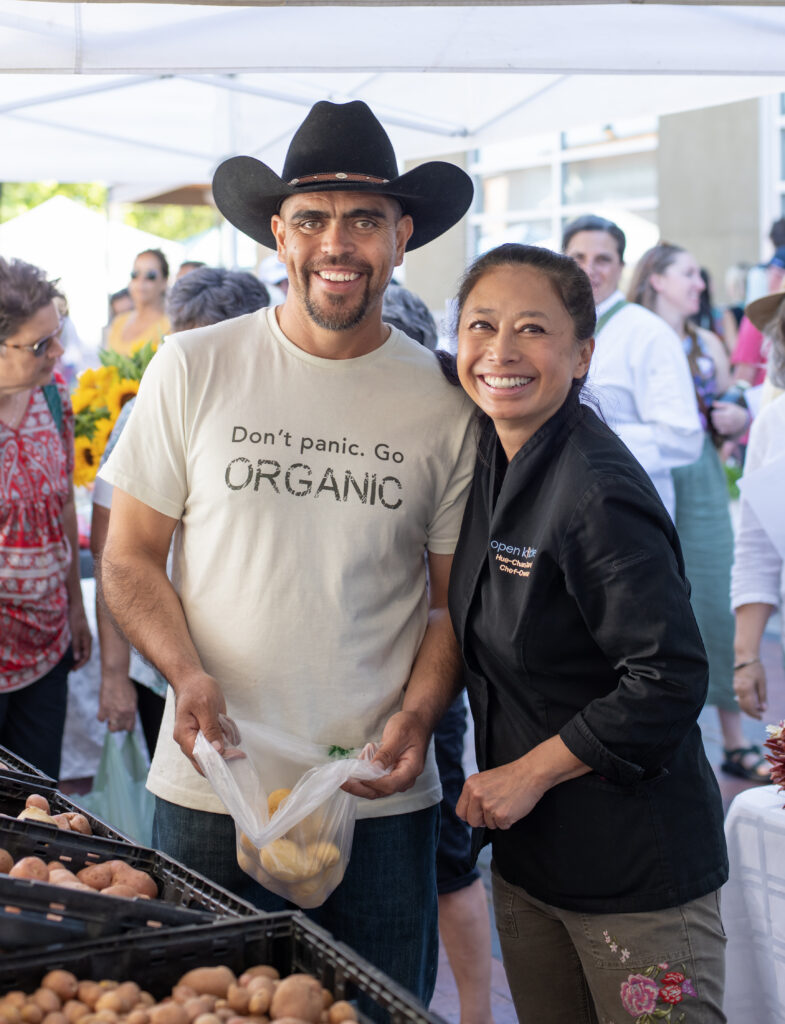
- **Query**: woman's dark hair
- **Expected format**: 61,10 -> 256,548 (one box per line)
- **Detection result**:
561,214 -> 626,262
0,257 -> 62,344
136,248 -> 169,281
454,243 -> 596,346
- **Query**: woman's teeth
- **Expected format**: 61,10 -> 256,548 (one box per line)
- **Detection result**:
483,375 -> 533,388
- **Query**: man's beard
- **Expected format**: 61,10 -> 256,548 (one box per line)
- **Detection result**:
302,265 -> 374,332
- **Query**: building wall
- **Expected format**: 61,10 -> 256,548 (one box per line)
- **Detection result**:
402,151 -> 470,325
657,100 -> 760,304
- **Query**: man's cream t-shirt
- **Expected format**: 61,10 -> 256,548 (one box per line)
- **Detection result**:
100,307 -> 476,819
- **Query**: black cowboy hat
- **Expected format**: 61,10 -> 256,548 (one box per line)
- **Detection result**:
212,100 -> 474,252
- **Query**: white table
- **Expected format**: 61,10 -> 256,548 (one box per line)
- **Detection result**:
723,784 -> 785,1023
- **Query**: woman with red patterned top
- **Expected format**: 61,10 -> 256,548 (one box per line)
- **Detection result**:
0,258 -> 91,779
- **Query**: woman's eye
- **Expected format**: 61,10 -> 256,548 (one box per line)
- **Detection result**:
468,319 -> 492,331
519,323 -> 544,334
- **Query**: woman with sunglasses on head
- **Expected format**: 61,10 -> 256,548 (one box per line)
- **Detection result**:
0,257 -> 91,779
106,249 -> 170,357
448,243 -> 728,1023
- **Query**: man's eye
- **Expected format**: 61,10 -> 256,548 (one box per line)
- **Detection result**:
299,220 -> 321,230
354,219 -> 376,229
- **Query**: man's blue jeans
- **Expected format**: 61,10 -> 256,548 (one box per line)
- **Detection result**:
153,797 -> 439,1010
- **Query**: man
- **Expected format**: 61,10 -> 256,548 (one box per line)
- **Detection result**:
562,214 -> 702,517
98,101 -> 475,1005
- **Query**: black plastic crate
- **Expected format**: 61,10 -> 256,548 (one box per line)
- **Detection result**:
0,745 -> 55,786
0,773 -> 132,842
0,873 -> 214,950
0,817 -> 257,919
0,912 -> 448,1024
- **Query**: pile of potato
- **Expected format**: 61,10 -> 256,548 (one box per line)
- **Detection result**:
0,849 -> 158,901
11,795 -> 93,836
0,964 -> 360,1024
238,789 -> 342,902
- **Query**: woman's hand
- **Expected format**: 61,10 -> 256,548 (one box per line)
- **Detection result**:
68,601 -> 92,670
97,670 -> 138,733
456,759 -> 547,829
733,659 -> 768,719
710,400 -> 749,440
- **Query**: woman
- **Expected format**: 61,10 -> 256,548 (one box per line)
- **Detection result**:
106,249 -> 170,357
627,243 -> 766,781
0,257 -> 91,779
731,288 -> 785,722
448,244 -> 728,1023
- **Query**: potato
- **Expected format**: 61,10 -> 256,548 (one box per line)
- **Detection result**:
148,1005 -> 188,1024
41,974 -> 79,1004
326,1002 -> 356,1024
240,968 -> 279,986
101,884 -> 140,900
171,988 -> 197,1006
259,839 -> 309,883
266,789 -> 291,817
25,794 -> 51,814
41,1013 -> 67,1024
61,1002 -> 90,1024
0,1004 -> 22,1024
48,868 -> 81,886
50,814 -> 74,832
269,976 -> 323,1023
92,996 -> 124,1016
246,992 -> 271,1018
9,857 -> 49,882
0,847 -> 13,873
76,984 -> 102,1011
125,1012 -> 149,1024
182,998 -> 214,1022
177,969 -> 236,1000
65,814 -> 92,836
105,861 -> 158,899
192,1016 -> 222,1024
32,990 -> 61,1014
225,988 -> 248,1016
76,865 -> 113,891
20,1004 -> 43,1024
17,807 -> 59,827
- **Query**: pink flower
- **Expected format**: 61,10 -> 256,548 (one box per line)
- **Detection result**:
620,975 -> 660,1016
682,979 -> 697,998
659,984 -> 683,1005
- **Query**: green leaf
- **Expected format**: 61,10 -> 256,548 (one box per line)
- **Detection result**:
328,745 -> 352,759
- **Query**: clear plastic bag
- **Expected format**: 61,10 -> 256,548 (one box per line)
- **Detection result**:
193,715 -> 388,908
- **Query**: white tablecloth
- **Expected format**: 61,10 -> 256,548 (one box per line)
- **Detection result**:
723,784 -> 785,1024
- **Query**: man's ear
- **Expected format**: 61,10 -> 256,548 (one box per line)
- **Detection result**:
271,214 -> 286,259
394,215 -> 414,266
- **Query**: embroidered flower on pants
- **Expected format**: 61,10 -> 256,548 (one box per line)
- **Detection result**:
659,984 -> 684,1005
620,975 -> 660,1016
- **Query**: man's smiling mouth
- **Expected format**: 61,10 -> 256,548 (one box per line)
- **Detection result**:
317,271 -> 361,283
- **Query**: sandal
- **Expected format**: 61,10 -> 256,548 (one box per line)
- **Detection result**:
720,745 -> 771,783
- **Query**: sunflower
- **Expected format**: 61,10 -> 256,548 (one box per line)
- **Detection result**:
71,386 -> 100,416
73,435 -> 100,487
92,417 -> 114,456
106,378 -> 140,422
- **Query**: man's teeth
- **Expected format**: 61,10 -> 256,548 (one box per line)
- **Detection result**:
484,375 -> 533,388
319,271 -> 360,282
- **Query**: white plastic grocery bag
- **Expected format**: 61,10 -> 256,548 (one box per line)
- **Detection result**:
193,715 -> 388,908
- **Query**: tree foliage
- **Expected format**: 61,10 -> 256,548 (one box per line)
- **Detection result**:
0,181 -> 217,241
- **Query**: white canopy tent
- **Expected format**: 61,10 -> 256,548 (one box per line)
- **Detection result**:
1,2 -> 785,185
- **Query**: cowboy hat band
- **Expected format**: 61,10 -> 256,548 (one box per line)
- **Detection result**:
212,100 -> 474,252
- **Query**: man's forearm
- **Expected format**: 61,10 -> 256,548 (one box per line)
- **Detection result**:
401,607 -> 463,736
99,550 -> 204,690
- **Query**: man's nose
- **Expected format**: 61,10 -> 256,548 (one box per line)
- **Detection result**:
321,221 -> 354,253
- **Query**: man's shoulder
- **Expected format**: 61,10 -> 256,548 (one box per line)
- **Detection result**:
612,301 -> 678,339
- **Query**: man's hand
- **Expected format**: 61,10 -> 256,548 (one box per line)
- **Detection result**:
172,671 -> 228,774
456,760 -> 547,830
68,601 -> 92,670
342,710 -> 429,799
734,660 -> 768,719
98,670 -> 137,733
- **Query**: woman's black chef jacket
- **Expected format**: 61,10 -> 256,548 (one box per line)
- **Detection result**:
448,389 -> 728,914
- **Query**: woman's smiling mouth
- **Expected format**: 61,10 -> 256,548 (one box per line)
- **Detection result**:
481,375 -> 534,390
